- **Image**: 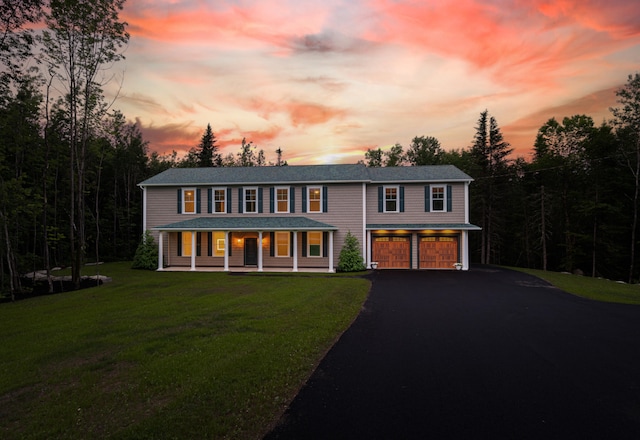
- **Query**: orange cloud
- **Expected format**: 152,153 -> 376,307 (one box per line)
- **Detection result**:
286,101 -> 346,126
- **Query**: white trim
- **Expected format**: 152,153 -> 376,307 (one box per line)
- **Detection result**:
362,182 -> 367,267
190,231 -> 196,271
307,231 -> 323,258
224,231 -> 229,271
212,187 -> 227,214
307,186 -> 322,213
328,230 -> 334,273
464,182 -> 470,223
142,186 -> 147,233
182,188 -> 197,214
258,231 -> 263,271
293,232 -> 298,272
274,231 -> 290,257
243,187 -> 258,214
274,186 -> 290,213
431,185 -> 446,212
383,185 -> 400,213
157,231 -> 163,270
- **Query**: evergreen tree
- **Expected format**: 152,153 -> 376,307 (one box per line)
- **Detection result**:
195,123 -> 220,167
337,232 -> 366,272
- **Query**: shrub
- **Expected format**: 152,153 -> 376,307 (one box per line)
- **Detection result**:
337,231 -> 366,272
131,231 -> 158,270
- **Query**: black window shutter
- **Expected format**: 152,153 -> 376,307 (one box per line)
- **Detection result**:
302,232 -> 307,257
270,187 -> 275,213
290,232 -> 294,257
207,188 -> 212,213
270,232 -> 275,257
238,188 -> 243,213
322,186 -> 328,212
447,185 -> 452,212
301,187 -> 307,213
228,232 -> 232,256
290,186 -> 295,213
207,232 -> 212,256
258,188 -> 263,213
323,231 -> 328,257
196,189 -> 201,213
196,232 -> 202,256
177,232 -> 182,256
378,186 -> 383,212
400,186 -> 405,212
177,189 -> 182,214
227,188 -> 232,213
425,185 -> 431,212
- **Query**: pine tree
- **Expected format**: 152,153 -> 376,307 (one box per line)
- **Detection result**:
196,124 -> 220,167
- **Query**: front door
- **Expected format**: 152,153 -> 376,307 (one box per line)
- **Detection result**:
244,238 -> 258,266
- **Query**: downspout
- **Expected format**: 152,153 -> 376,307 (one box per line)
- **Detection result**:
142,185 -> 147,233
362,182 -> 368,268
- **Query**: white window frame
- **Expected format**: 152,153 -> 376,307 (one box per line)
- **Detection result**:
244,187 -> 258,214
182,188 -> 196,214
275,186 -> 290,213
431,185 -> 446,212
212,187 -> 226,214
308,186 -> 322,213
213,232 -> 225,257
384,186 -> 399,213
307,231 -> 322,258
275,231 -> 290,258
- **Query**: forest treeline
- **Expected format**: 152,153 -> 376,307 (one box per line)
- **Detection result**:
2,1 -> 640,298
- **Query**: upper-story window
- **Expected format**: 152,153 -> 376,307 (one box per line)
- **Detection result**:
212,188 -> 226,213
244,187 -> 257,213
431,185 -> 445,212
308,187 -> 322,213
276,187 -> 289,213
384,186 -> 399,213
183,188 -> 196,214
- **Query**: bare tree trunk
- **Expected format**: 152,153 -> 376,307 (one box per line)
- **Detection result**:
1,211 -> 20,300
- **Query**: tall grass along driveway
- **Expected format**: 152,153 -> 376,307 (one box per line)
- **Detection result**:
0,263 -> 369,439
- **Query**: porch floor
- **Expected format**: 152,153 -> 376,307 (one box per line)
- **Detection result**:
158,266 -> 334,273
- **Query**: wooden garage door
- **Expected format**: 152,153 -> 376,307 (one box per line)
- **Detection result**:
419,236 -> 458,269
373,236 -> 410,269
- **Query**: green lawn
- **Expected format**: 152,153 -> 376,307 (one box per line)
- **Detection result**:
0,263 -> 370,439
508,267 -> 640,305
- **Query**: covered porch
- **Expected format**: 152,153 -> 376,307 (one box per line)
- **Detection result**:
153,217 -> 338,273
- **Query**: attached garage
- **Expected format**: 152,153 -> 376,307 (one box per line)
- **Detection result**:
419,236 -> 458,269
372,236 -> 411,269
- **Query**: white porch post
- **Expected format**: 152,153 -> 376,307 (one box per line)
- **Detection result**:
258,231 -> 263,272
328,230 -> 335,273
224,231 -> 229,271
292,231 -> 298,272
190,231 -> 196,271
462,230 -> 470,270
366,230 -> 371,269
157,231 -> 164,271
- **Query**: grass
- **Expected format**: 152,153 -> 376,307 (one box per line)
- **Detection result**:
0,262 -> 370,439
508,266 -> 640,305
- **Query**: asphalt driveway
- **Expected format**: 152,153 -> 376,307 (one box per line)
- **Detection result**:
264,267 -> 640,439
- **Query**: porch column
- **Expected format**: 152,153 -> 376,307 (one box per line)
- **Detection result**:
190,230 -> 196,271
157,231 -> 164,271
292,231 -> 298,272
366,230 -> 371,269
462,230 -> 469,270
258,231 -> 263,272
328,230 -> 335,273
224,231 -> 229,271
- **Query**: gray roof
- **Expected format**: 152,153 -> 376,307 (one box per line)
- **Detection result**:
367,223 -> 481,231
139,164 -> 472,187
154,216 -> 337,231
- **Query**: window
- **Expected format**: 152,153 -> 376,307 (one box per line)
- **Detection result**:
276,187 -> 289,213
244,188 -> 257,213
213,188 -> 226,213
213,232 -> 225,257
308,187 -> 321,213
275,232 -> 290,257
308,232 -> 322,257
183,189 -> 196,214
181,231 -> 192,256
384,186 -> 399,212
432,186 -> 445,211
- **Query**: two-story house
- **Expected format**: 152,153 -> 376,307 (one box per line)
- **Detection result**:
138,164 -> 479,272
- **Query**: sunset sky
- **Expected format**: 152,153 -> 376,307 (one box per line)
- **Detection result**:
112,0 -> 640,164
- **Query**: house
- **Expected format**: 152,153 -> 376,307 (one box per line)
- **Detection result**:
138,164 -> 480,272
